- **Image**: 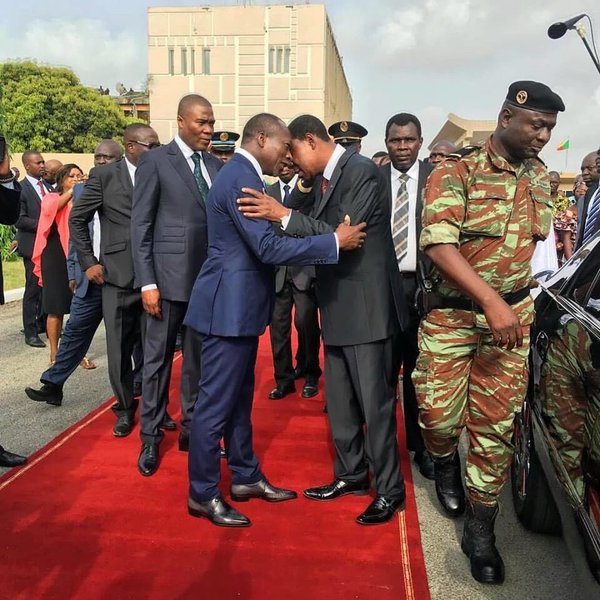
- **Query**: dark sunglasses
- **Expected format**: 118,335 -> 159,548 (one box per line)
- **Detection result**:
133,140 -> 161,149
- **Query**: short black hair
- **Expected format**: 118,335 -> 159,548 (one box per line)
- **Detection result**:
548,170 -> 560,178
177,94 -> 211,117
288,115 -> 329,142
372,151 -> 388,159
241,113 -> 286,144
22,150 -> 42,164
124,123 -> 154,142
385,113 -> 422,139
55,163 -> 82,193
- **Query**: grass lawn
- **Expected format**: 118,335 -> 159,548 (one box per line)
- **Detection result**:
2,260 -> 25,290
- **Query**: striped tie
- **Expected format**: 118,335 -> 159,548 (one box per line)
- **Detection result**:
582,187 -> 600,245
392,173 -> 410,263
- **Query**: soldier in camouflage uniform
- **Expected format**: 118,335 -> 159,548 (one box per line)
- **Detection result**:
412,81 -> 565,584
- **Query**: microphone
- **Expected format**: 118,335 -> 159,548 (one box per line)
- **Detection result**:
547,14 -> 586,39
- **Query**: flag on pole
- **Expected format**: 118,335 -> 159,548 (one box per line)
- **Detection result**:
556,139 -> 570,151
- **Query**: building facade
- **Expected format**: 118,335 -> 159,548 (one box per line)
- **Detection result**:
147,4 -> 352,142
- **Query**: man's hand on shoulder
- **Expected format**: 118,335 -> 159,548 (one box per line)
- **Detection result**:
336,215 -> 367,251
237,188 -> 289,222
85,264 -> 104,285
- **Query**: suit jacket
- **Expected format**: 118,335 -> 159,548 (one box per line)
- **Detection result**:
0,182 -> 21,304
575,181 -> 600,250
131,141 -> 223,301
15,178 -> 46,259
67,185 -> 95,298
266,181 -> 315,293
284,148 -> 407,346
183,152 -> 337,337
70,160 -> 141,290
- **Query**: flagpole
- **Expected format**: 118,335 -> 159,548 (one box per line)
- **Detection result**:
565,146 -> 568,172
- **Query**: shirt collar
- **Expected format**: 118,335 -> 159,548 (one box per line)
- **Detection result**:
236,148 -> 264,180
323,144 -> 346,181
124,157 -> 136,173
26,174 -> 43,188
390,160 -> 419,181
280,174 -> 298,193
174,134 -> 197,160
486,135 -> 533,175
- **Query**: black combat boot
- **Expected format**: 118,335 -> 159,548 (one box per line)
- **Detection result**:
461,500 -> 505,584
433,452 -> 465,517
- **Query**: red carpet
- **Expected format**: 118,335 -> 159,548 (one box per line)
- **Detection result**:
0,335 -> 430,600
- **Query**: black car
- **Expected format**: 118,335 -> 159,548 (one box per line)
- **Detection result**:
512,235 -> 600,595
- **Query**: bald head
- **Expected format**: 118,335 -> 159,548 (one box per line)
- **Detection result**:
94,140 -> 123,167
43,159 -> 63,184
429,141 -> 457,165
581,151 -> 599,185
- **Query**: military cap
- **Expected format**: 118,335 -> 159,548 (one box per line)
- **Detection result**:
505,81 -> 565,114
328,120 -> 368,144
210,131 -> 240,152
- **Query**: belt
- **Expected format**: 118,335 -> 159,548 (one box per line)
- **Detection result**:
430,287 -> 530,314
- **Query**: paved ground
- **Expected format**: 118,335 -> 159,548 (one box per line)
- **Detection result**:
0,299 -> 586,599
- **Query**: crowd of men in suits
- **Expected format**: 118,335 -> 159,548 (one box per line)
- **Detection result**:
1,86 -> 600,584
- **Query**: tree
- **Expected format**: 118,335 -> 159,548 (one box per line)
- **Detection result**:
0,61 -> 132,152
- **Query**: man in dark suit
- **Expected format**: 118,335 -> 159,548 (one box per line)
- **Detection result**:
25,140 -> 123,408
183,113 -> 365,527
131,95 -> 224,476
382,112 -> 435,480
238,114 -> 407,525
0,145 -> 28,468
70,125 -> 162,438
15,150 -> 49,347
575,147 -> 600,251
266,164 -> 322,400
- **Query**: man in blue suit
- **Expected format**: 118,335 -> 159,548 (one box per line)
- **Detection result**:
184,113 -> 367,527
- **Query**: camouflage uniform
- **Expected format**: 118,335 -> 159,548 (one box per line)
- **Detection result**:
412,136 -> 552,506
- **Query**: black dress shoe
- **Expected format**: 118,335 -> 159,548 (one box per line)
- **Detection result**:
356,493 -> 406,525
25,336 -> 46,348
188,494 -> 251,527
304,478 -> 370,501
301,380 -> 318,398
161,412 -> 177,431
178,431 -> 190,452
113,415 -> 134,438
0,446 -> 27,468
434,452 -> 466,517
268,384 -> 295,400
25,383 -> 63,406
231,478 -> 297,503
414,449 -> 435,480
138,443 -> 159,476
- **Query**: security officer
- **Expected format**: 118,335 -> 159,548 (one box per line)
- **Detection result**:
327,120 -> 368,152
412,81 -> 564,584
209,131 -> 239,163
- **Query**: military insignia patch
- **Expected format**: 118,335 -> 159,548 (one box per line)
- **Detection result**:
340,121 -> 349,132
219,132 -> 229,142
516,90 -> 528,105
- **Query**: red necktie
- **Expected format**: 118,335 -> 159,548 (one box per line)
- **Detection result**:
321,177 -> 329,195
37,180 -> 47,197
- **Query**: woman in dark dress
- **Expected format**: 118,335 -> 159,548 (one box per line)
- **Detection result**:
32,164 -> 84,365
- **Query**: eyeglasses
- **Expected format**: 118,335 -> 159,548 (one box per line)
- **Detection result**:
132,140 -> 161,149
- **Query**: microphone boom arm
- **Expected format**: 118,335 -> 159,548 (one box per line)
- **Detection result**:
575,23 -> 600,76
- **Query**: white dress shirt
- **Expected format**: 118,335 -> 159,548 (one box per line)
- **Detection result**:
390,160 -> 420,272
26,174 -> 45,200
125,157 -> 136,187
278,174 -> 298,204
174,134 -> 212,186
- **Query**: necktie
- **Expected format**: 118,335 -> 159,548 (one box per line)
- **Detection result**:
582,187 -> 600,245
282,184 -> 290,206
392,173 -> 410,264
321,177 -> 329,196
37,180 -> 47,198
191,152 -> 209,203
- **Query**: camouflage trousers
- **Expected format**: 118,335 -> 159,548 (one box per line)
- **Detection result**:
413,317 -> 530,505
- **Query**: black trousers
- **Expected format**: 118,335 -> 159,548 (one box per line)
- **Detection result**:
102,284 -> 144,419
324,336 -> 404,499
139,299 -> 202,444
22,257 -> 44,338
269,276 -> 321,388
392,273 -> 426,454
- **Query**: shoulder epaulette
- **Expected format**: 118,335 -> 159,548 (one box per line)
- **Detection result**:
446,145 -> 481,161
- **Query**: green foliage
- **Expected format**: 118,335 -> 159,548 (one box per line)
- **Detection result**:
0,61 -> 130,153
0,224 -> 17,261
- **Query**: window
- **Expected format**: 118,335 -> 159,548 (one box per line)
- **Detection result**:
202,48 -> 210,74
268,46 -> 291,74
168,48 -> 174,75
181,48 -> 188,75
190,48 -> 196,74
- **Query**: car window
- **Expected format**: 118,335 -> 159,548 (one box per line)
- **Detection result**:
550,236 -> 600,299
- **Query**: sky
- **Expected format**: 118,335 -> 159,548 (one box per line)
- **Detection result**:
1,0 -> 598,172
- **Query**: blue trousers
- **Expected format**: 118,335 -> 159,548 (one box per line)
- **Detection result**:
188,334 -> 263,502
42,284 -> 103,387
